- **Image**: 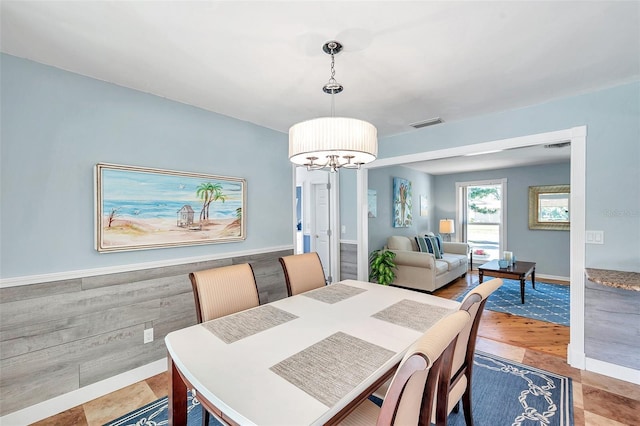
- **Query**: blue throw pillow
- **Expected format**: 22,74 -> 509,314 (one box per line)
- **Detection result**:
416,236 -> 442,259
434,234 -> 444,254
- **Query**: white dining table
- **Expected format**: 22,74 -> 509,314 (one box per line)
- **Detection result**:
165,279 -> 460,426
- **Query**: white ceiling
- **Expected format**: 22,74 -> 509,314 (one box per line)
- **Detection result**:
1,1 -> 638,172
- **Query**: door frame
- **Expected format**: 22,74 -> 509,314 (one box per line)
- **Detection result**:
291,167 -> 340,283
356,126 -> 587,369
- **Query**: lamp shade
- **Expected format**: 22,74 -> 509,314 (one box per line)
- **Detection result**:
439,219 -> 455,234
289,117 -> 377,167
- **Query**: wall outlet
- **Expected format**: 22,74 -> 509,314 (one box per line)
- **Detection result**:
144,328 -> 154,344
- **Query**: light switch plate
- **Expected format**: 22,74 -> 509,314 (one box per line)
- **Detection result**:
585,230 -> 604,244
144,328 -> 154,344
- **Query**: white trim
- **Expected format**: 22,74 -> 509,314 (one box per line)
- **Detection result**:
356,169 -> 369,281
0,358 -> 167,425
568,129 -> 587,369
328,172 -> 341,283
585,357 -> 640,385
358,126 -> 587,371
536,273 -> 571,282
0,245 -> 293,288
339,239 -> 358,245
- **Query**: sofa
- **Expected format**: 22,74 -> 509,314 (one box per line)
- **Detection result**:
386,235 -> 469,292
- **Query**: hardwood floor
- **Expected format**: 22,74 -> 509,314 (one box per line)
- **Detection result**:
32,272 -> 639,426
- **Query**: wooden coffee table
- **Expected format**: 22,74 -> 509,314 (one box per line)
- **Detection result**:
478,260 -> 536,304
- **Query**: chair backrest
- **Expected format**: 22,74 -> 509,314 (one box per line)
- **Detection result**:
189,263 -> 260,323
452,278 -> 503,376
279,252 -> 326,296
378,310 -> 471,426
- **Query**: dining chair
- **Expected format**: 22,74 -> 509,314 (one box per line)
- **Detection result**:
278,252 -> 326,296
338,310 -> 471,426
437,277 -> 504,426
189,263 -> 260,426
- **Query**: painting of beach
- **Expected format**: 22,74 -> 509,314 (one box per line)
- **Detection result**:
95,163 -> 246,252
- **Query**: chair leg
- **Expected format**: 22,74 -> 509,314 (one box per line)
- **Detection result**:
462,387 -> 473,426
452,399 -> 461,413
202,406 -> 210,426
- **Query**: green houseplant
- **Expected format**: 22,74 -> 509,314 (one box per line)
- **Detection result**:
369,249 -> 397,285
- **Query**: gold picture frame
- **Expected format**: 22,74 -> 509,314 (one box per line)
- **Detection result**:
528,184 -> 570,230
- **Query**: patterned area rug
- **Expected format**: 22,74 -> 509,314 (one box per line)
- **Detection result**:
104,353 -> 572,426
457,279 -> 570,326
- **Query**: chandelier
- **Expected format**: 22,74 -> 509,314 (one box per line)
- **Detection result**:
289,41 -> 378,172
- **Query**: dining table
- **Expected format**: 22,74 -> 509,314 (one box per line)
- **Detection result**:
165,279 -> 460,426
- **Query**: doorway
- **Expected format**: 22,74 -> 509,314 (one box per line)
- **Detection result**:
357,126 -> 586,369
294,167 -> 339,283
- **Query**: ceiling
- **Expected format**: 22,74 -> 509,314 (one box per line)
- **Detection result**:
1,1 -> 638,172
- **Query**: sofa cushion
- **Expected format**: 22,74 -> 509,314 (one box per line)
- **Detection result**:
415,236 -> 442,259
387,236 -> 414,251
440,253 -> 468,271
434,260 -> 449,275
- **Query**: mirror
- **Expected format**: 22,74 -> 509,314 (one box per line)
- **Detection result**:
528,185 -> 570,230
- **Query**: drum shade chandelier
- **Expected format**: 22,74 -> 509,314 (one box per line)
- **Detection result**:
289,41 -> 378,172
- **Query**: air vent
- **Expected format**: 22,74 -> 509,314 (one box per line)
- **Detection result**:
410,117 -> 443,129
544,142 -> 571,148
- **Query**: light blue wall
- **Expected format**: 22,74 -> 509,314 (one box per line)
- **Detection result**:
373,82 -> 640,272
368,166 -> 435,252
434,162 -> 571,277
0,54 -> 292,278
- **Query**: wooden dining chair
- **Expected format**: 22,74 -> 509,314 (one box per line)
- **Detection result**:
278,252 -> 326,296
189,263 -> 260,426
338,310 -> 471,426
436,278 -> 504,426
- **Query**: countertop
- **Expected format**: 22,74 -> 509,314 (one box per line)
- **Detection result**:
585,268 -> 640,291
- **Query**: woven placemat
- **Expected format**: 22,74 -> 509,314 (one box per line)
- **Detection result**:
302,283 -> 366,304
202,305 -> 298,344
270,332 -> 395,407
372,299 -> 455,332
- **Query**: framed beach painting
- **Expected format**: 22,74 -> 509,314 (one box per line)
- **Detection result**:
95,163 -> 246,252
393,177 -> 412,227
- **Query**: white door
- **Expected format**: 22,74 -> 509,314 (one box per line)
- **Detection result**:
312,182 -> 331,281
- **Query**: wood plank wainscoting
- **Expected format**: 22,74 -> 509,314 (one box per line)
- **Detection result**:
0,249 -> 292,417
339,242 -> 358,281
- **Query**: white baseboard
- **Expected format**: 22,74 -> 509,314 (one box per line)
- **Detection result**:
585,357 -> 640,385
0,358 -> 167,425
536,273 -> 570,282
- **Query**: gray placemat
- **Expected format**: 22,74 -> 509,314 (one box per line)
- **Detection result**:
372,299 -> 455,332
270,332 -> 395,407
202,305 -> 298,344
301,283 -> 366,304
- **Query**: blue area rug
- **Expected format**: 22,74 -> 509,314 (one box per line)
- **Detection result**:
104,353 -> 572,426
457,278 -> 570,326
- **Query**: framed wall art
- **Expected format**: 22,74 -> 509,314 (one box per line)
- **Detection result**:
420,195 -> 428,216
528,184 -> 570,230
393,177 -> 412,227
95,163 -> 246,252
368,189 -> 377,218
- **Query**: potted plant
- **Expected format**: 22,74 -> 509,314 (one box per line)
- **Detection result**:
369,249 -> 397,285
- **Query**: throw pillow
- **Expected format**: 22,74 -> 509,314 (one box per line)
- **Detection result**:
434,234 -> 444,255
415,236 -> 442,259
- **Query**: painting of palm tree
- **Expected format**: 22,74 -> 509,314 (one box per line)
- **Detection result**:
96,163 -> 246,252
393,177 -> 412,227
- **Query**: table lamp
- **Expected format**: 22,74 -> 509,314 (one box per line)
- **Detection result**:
439,219 -> 455,241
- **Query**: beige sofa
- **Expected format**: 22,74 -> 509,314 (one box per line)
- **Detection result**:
386,235 -> 469,292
